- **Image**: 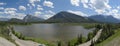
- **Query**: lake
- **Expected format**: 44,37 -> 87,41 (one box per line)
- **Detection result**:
13,24 -> 95,44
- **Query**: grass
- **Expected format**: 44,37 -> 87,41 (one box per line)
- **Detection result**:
69,37 -> 87,46
57,23 -> 98,29
12,30 -> 55,46
0,26 -> 19,46
96,28 -> 120,46
24,37 -> 55,46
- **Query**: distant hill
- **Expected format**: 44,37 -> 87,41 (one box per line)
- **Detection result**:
45,11 -> 96,23
88,15 -> 120,23
23,15 -> 44,22
0,18 -> 10,21
9,18 -> 24,22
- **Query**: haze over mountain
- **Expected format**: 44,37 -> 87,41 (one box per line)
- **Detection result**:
0,18 -> 10,21
45,11 -> 96,23
9,18 -> 24,22
23,15 -> 45,22
88,15 -> 120,23
7,14 -> 44,22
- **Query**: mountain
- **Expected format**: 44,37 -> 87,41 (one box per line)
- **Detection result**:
88,15 -> 120,23
45,11 -> 96,23
23,15 -> 44,22
9,18 -> 24,22
0,18 -> 10,21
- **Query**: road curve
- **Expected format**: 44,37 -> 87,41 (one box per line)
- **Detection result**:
78,29 -> 103,46
0,37 -> 16,46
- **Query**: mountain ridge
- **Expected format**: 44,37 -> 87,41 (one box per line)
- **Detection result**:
45,11 -> 96,23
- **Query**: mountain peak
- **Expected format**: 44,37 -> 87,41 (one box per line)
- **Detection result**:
23,15 -> 44,22
45,11 -> 95,23
89,15 -> 120,23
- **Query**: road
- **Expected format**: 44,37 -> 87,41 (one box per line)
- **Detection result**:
0,37 -> 16,46
78,29 -> 103,46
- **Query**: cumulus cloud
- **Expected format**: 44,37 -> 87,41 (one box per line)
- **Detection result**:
67,10 -> 89,17
117,6 -> 120,9
19,6 -> 26,11
0,8 -> 26,19
29,0 -> 40,7
70,0 -> 111,14
8,13 -> 26,19
4,8 -> 17,16
27,4 -> 32,9
70,0 -> 80,6
43,1 -> 54,8
37,5 -> 43,10
43,10 -> 55,19
0,13 -> 26,19
0,7 -> 4,10
90,0 -> 111,14
0,2 -> 6,5
34,11 -> 42,16
70,0 -> 120,19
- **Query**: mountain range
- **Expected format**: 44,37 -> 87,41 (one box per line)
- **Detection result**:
23,15 -> 44,22
89,15 -> 120,23
8,15 -> 44,22
45,11 -> 96,23
0,11 -> 120,23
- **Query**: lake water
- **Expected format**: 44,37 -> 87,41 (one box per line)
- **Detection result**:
13,24 -> 95,44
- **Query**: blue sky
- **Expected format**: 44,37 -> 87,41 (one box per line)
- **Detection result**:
0,0 -> 120,19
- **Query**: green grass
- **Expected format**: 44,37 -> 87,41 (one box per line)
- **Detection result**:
24,37 -> 55,46
69,37 -> 87,46
12,30 -> 55,46
96,28 -> 120,46
0,26 -> 19,46
57,23 -> 98,29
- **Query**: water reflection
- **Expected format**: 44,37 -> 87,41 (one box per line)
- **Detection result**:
14,24 -> 95,42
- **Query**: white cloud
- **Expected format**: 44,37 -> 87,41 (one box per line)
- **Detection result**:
43,1 -> 54,8
67,10 -> 89,17
27,4 -> 32,9
4,8 -> 17,16
70,0 -> 80,6
0,8 -> 25,19
89,0 -> 111,14
19,6 -> 26,11
29,0 -> 40,7
43,10 -> 55,19
15,13 -> 26,19
105,9 -> 120,19
81,0 -> 89,8
37,5 -> 43,10
0,7 -> 4,10
45,10 -> 55,15
1,13 -> 26,19
5,8 -> 17,11
0,2 -> 6,5
117,6 -> 120,9
70,0 -> 111,14
34,11 -> 42,16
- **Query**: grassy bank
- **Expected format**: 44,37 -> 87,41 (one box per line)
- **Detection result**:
68,37 -> 87,46
96,28 -> 120,46
12,30 -> 55,46
0,26 -> 19,46
57,23 -> 98,29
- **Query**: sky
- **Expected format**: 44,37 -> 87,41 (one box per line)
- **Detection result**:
0,0 -> 120,19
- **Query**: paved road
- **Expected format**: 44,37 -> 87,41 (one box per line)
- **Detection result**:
0,37 -> 16,46
78,29 -> 103,46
